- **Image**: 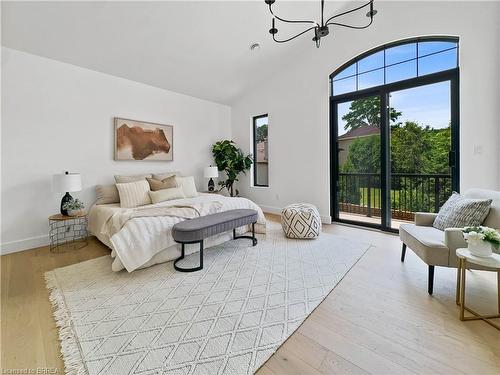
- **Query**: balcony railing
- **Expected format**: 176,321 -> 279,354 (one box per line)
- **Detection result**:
338,172 -> 452,221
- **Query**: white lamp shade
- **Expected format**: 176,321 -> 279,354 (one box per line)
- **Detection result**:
204,166 -> 219,179
53,173 -> 82,192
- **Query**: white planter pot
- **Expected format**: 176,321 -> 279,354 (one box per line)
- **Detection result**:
468,239 -> 493,257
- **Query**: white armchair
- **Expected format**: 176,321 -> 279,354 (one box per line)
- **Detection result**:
399,189 -> 500,294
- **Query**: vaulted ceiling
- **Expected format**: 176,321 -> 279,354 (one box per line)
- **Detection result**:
2,1 -> 352,104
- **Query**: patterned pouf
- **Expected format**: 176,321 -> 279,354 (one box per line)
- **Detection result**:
281,203 -> 321,239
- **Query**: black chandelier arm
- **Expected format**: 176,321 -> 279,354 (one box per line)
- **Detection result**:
268,3 -> 317,25
325,0 -> 374,24
327,17 -> 374,30
272,26 -> 318,43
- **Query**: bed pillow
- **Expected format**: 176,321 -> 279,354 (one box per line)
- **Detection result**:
146,176 -> 178,191
95,184 -> 120,204
114,174 -> 152,183
175,176 -> 198,198
116,180 -> 152,208
152,171 -> 181,181
149,187 -> 185,204
433,192 -> 492,230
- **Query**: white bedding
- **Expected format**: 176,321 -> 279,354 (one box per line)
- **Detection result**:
88,193 -> 266,272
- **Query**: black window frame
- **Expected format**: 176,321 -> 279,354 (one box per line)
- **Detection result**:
252,114 -> 269,187
330,36 -> 459,96
329,36 -> 460,233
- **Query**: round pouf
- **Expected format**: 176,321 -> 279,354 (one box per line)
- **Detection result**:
281,203 -> 321,239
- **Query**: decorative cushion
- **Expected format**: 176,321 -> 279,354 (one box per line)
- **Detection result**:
114,174 -> 152,183
116,180 -> 152,208
433,192 -> 492,230
281,203 -> 321,239
175,176 -> 198,198
152,171 -> 181,181
95,184 -> 120,204
146,176 -> 178,191
149,187 -> 185,204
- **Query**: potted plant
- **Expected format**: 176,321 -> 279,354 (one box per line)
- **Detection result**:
462,226 -> 500,257
62,198 -> 85,217
211,140 -> 253,197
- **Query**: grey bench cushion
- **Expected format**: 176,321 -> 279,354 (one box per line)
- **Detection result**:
172,209 -> 258,243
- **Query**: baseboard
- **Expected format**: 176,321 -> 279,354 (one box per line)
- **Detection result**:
1,235 -> 49,255
259,204 -> 332,224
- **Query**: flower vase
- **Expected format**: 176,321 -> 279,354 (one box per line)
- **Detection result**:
468,239 -> 493,257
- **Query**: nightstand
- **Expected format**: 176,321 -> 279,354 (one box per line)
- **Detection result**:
49,213 -> 88,252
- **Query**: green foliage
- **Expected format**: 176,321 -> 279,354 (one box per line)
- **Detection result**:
62,198 -> 84,211
212,140 -> 253,197
342,135 -> 380,174
255,125 -> 268,142
342,96 -> 401,130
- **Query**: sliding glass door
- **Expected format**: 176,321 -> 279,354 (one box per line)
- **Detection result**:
330,37 -> 459,231
334,95 -> 382,226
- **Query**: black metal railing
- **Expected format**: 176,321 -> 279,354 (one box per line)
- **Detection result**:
338,173 -> 452,221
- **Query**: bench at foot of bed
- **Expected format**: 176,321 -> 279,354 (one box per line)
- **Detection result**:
172,209 -> 258,272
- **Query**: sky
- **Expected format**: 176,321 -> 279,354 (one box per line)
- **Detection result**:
334,41 -> 455,136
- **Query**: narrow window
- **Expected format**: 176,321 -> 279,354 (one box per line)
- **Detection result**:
253,114 -> 269,187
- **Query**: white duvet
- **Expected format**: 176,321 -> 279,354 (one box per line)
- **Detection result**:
88,193 -> 266,272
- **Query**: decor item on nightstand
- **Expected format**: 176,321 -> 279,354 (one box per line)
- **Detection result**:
212,140 -> 252,197
114,117 -> 173,161
281,203 -> 321,239
204,166 -> 218,192
62,198 -> 85,217
53,172 -> 82,216
462,226 -> 500,257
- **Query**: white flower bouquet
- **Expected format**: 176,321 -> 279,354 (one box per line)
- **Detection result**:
462,226 -> 500,257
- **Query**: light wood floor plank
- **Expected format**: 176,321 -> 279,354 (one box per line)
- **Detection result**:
1,214 -> 499,375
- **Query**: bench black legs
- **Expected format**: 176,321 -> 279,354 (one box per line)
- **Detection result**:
173,241 -> 204,272
233,222 -> 258,246
174,222 -> 257,273
401,243 -> 406,262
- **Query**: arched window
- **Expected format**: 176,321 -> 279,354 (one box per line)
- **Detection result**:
329,36 -> 459,232
330,37 -> 458,96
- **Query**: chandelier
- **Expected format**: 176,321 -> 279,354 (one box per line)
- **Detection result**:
265,0 -> 377,48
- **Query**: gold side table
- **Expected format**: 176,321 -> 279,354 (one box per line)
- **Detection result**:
456,248 -> 500,330
49,213 -> 88,252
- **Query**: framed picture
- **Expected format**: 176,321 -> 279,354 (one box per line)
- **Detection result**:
114,118 -> 173,161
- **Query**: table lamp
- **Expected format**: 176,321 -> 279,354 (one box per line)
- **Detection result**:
204,166 -> 218,192
53,171 -> 82,215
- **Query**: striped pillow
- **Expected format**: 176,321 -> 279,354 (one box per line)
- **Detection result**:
116,180 -> 152,208
433,192 -> 492,230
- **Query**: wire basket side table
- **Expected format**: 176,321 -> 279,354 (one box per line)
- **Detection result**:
49,213 -> 88,252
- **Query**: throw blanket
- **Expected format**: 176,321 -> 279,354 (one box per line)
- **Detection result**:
102,201 -> 223,239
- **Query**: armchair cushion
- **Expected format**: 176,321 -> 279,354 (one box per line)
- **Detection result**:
399,224 -> 449,266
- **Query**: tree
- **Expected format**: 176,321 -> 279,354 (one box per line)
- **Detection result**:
342,135 -> 380,173
255,125 -> 268,142
390,121 -> 431,174
342,96 -> 402,131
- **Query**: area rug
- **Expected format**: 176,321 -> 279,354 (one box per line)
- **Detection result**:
45,224 -> 371,375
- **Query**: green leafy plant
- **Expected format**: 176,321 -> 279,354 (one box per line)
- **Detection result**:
212,140 -> 253,197
62,198 -> 85,211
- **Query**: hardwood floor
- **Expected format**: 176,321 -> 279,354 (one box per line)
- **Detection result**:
1,213 -> 499,374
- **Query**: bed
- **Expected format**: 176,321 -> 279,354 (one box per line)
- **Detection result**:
88,193 -> 266,272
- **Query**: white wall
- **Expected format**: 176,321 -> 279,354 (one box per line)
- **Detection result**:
1,47 -> 231,253
231,1 -> 500,221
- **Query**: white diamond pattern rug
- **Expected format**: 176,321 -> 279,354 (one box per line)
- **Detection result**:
46,224 -> 371,375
